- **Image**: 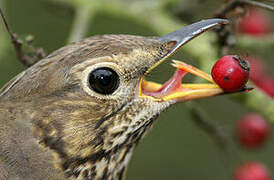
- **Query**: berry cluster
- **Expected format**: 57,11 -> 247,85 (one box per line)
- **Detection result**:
210,55 -> 271,180
235,113 -> 271,180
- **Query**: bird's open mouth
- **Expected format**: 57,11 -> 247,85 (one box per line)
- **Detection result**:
138,19 -> 230,102
139,60 -> 223,102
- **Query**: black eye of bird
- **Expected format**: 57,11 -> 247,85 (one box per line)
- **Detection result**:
88,67 -> 120,95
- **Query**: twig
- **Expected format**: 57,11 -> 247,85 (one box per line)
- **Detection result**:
242,0 -> 274,10
186,101 -> 236,177
0,7 -> 45,67
0,7 -> 13,39
216,0 -> 274,18
0,7 -> 23,64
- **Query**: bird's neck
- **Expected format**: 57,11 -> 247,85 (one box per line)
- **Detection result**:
66,144 -> 134,180
64,116 -> 158,180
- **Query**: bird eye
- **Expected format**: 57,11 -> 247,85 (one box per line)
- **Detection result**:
88,67 -> 120,95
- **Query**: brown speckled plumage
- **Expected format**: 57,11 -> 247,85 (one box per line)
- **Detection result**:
0,35 -> 172,180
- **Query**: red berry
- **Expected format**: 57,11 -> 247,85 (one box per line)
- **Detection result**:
235,162 -> 271,180
237,9 -> 271,36
211,55 -> 249,92
236,113 -> 269,148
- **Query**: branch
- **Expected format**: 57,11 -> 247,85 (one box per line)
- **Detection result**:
186,102 -> 229,149
241,0 -> 274,11
0,7 -> 24,64
216,0 -> 274,18
0,7 -> 45,67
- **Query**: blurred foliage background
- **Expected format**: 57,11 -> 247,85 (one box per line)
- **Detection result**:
0,0 -> 273,179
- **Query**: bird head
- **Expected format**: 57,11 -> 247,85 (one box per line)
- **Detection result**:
0,19 -> 228,179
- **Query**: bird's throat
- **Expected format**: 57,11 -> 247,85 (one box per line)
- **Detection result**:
61,113 -> 161,179
32,96 -> 168,180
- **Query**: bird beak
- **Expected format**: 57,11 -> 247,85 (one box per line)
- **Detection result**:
139,19 -> 230,102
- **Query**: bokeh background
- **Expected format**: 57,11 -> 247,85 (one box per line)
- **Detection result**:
0,0 -> 273,179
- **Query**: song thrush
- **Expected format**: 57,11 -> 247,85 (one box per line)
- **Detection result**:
0,19 -> 228,179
